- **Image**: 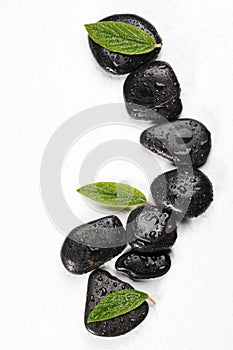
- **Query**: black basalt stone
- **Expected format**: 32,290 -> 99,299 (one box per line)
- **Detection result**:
140,119 -> 211,168
124,61 -> 182,121
84,269 -> 149,337
127,205 -> 177,253
88,14 -> 162,75
60,216 -> 126,274
115,250 -> 171,280
151,168 -> 213,219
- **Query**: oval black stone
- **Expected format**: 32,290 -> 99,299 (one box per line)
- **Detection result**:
127,205 -> 177,253
115,250 -> 171,280
84,269 -> 149,337
88,14 -> 162,75
151,168 -> 213,219
60,216 -> 126,274
124,60 -> 182,121
140,119 -> 211,168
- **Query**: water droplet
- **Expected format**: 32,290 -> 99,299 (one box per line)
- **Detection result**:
179,186 -> 187,194
89,246 -> 100,252
158,64 -> 166,69
98,287 -> 107,296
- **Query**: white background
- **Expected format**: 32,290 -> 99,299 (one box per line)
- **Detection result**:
1,0 -> 233,349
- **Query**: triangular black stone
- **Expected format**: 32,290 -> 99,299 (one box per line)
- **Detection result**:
84,269 -> 149,337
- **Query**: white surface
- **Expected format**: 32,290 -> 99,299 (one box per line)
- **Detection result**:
1,1 -> 233,349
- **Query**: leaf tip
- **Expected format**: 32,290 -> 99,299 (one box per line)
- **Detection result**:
84,23 -> 92,33
87,312 -> 96,324
138,193 -> 147,204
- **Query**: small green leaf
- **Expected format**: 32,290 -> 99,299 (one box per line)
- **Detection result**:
77,182 -> 147,207
87,289 -> 150,323
85,21 -> 162,55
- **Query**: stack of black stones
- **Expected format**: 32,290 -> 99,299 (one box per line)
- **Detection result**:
61,14 -> 213,337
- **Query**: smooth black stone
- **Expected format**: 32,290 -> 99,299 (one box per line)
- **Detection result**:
60,216 -> 126,274
84,269 -> 149,337
124,60 -> 182,121
140,119 -> 211,168
151,168 -> 213,219
88,14 -> 162,75
127,205 -> 177,253
115,250 -> 171,280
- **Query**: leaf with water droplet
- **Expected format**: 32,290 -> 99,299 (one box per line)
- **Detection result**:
85,21 -> 162,55
87,289 -> 155,323
77,182 -> 147,207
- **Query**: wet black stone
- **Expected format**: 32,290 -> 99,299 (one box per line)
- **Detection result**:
60,216 -> 126,274
88,14 -> 162,75
84,269 -> 149,337
115,250 -> 171,280
151,168 -> 213,219
127,205 -> 177,253
140,119 -> 211,168
124,60 -> 182,121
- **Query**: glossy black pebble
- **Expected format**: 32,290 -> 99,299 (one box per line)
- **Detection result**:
127,205 -> 177,253
88,14 -> 162,75
124,60 -> 182,121
85,269 -> 149,337
151,168 -> 213,219
60,216 -> 126,274
115,250 -> 171,280
140,119 -> 211,168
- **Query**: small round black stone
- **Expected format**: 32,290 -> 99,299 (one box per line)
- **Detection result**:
151,168 -> 213,219
85,269 -> 149,337
140,118 -> 211,168
127,205 -> 177,253
115,250 -> 171,280
60,216 -> 126,274
88,14 -> 162,75
124,60 -> 182,121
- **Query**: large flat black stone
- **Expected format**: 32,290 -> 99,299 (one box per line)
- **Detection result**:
88,14 -> 162,75
61,216 -> 126,274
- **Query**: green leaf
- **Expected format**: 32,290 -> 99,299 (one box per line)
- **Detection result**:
85,21 -> 162,55
87,289 -> 150,323
77,182 -> 147,207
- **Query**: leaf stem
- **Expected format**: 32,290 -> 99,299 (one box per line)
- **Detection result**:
148,296 -> 156,305
155,43 -> 163,49
145,201 -> 154,206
